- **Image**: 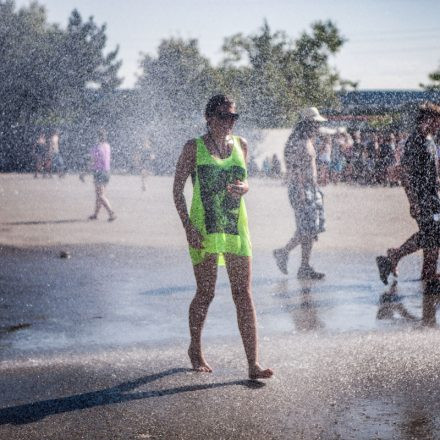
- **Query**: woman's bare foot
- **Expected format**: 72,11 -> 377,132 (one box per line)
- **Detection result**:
188,347 -> 212,373
249,364 -> 274,380
387,249 -> 399,277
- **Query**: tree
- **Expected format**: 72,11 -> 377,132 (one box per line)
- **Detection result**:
0,1 -> 122,171
0,1 -> 57,169
57,9 -> 122,109
55,9 -> 123,168
135,38 -> 222,173
420,64 -> 440,91
221,20 -> 348,127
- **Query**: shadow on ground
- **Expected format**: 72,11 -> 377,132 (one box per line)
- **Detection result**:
0,367 -> 264,425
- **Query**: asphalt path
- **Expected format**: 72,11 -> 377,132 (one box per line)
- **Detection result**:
1,174 -> 439,439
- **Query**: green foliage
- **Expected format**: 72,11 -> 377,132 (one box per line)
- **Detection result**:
135,38 -> 223,173
420,65 -> 440,91
0,4 -> 351,172
138,38 -> 219,120
0,1 -> 121,171
368,114 -> 396,130
220,20 -> 348,127
133,20 -> 350,171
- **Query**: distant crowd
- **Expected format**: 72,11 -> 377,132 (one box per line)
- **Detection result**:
32,129 -> 66,178
31,126 -> 440,188
258,128 -> 440,187
316,129 -> 406,186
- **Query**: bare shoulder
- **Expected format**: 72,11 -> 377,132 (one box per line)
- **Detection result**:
175,139 -> 197,177
237,136 -> 248,156
182,138 -> 197,156
179,138 -> 198,165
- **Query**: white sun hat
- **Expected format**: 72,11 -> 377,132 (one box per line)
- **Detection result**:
299,107 -> 327,122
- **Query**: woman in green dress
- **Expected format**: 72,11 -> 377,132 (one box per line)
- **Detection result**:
173,95 -> 273,380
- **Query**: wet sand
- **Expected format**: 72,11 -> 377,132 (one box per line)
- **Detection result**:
1,174 -> 438,439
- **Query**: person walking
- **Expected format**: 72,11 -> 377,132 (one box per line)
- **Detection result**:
87,129 -> 116,222
376,102 -> 440,286
173,94 -> 273,380
49,129 -> 66,177
139,139 -> 155,191
32,131 -> 46,178
273,107 -> 327,279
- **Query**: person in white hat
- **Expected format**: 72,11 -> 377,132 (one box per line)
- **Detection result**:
298,107 -> 327,123
273,107 -> 327,279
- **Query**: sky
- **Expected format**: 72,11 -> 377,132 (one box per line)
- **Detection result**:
15,0 -> 440,90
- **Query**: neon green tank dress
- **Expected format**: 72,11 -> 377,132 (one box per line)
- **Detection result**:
189,135 -> 252,266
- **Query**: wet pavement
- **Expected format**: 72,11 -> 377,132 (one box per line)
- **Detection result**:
0,244 -> 431,358
1,175 -> 440,439
2,244 -> 440,439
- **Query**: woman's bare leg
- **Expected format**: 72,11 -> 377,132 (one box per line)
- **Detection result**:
93,184 -> 114,219
98,186 -> 113,215
34,158 -> 43,177
92,184 -> 103,217
225,254 -> 273,379
188,253 -> 218,372
141,169 -> 147,191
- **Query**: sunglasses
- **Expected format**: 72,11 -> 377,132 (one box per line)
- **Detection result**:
215,112 -> 240,122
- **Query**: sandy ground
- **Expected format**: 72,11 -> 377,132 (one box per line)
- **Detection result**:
0,172 -> 416,252
1,173 -> 439,440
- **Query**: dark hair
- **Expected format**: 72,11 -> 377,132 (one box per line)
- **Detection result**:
205,94 -> 235,118
416,101 -> 440,124
98,129 -> 108,142
292,120 -> 316,139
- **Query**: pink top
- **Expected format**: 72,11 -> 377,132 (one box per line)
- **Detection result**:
90,142 -> 111,172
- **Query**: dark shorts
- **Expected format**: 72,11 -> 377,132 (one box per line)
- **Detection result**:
317,157 -> 330,166
52,153 -> 64,171
93,171 -> 110,185
288,183 -> 325,239
416,216 -> 440,249
34,145 -> 45,160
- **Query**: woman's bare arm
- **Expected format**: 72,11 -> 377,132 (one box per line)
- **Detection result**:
239,136 -> 248,163
227,136 -> 249,197
173,140 -> 195,226
173,140 -> 203,249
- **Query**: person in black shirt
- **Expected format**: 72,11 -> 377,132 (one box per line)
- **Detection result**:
376,102 -> 440,286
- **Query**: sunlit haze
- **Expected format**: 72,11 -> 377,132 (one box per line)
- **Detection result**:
15,0 -> 440,89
